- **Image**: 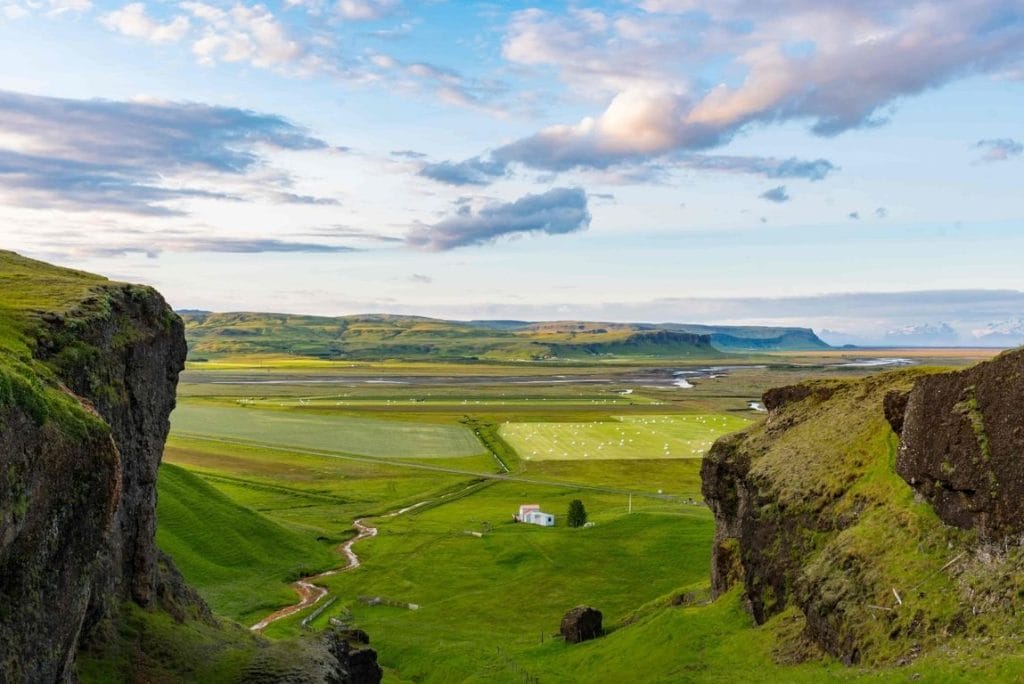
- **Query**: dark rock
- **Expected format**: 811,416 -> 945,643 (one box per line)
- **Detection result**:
762,383 -> 838,412
884,389 -> 910,435
0,281 -> 191,680
325,627 -> 383,684
560,605 -> 604,644
895,348 -> 1024,540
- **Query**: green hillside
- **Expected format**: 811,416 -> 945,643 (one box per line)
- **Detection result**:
181,311 -> 828,362
0,251 -> 118,437
155,463 -> 339,624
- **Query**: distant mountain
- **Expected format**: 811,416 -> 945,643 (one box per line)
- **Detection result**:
659,323 -> 830,351
971,318 -> 1024,346
179,312 -> 830,361
883,322 -> 960,346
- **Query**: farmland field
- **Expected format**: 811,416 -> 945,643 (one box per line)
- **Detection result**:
158,350 -> 1002,681
500,414 -> 751,461
171,404 -> 486,459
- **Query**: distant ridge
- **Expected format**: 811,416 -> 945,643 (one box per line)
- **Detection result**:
179,312 -> 829,361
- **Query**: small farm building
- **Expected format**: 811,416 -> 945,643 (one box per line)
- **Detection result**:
515,504 -> 555,527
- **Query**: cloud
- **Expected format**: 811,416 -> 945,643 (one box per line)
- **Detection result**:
409,273 -> 432,284
75,237 -> 356,258
498,3 -> 1024,171
367,51 -> 511,113
976,138 -> 1023,162
759,185 -> 790,203
875,206 -> 888,218
423,149 -> 836,187
676,155 -> 836,181
406,187 -> 591,250
101,3 -> 190,44
418,157 -> 507,186
391,149 -> 426,159
848,211 -> 860,220
338,0 -> 398,21
0,89 -> 328,214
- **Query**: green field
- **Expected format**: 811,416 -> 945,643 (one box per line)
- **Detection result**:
500,414 -> 751,461
171,404 -> 486,459
156,463 -> 340,625
154,354 -> 1011,682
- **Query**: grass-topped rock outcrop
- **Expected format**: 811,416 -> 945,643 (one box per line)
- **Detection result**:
702,357 -> 1024,667
888,347 -> 1024,540
0,250 -> 190,680
0,251 -> 382,682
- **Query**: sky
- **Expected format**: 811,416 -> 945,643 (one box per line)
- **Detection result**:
1,0 -> 1023,343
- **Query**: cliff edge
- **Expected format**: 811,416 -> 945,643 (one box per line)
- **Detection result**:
0,251 -> 380,683
0,251 -> 189,680
702,350 -> 1024,666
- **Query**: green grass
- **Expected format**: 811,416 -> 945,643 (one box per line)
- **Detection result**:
0,251 -> 116,437
156,463 -> 340,625
500,414 -> 752,461
171,403 -> 486,459
264,481 -> 714,682
156,358 -> 1024,682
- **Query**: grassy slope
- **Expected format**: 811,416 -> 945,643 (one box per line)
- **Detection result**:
156,463 -> 339,625
269,482 -> 715,682
0,251 -> 112,435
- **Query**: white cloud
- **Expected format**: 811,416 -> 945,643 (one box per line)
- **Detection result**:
337,0 -> 398,21
101,3 -> 190,44
499,2 -> 1024,170
46,0 -> 91,16
183,2 -> 304,70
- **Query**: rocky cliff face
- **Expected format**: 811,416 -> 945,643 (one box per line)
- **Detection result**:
887,348 -> 1024,541
701,359 -> 1024,666
0,253 -> 381,683
0,279 -> 189,681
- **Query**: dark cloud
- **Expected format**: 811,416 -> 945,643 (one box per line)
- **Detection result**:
759,186 -> 790,203
406,187 -> 590,250
420,150 -> 836,187
875,206 -> 888,218
418,157 -> 508,186
976,138 -> 1023,162
678,155 -> 836,181
391,149 -> 427,159
848,211 -> 860,220
0,89 -> 328,215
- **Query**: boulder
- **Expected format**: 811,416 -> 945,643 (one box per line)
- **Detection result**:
560,606 -> 603,644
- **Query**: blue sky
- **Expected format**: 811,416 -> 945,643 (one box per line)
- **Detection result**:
1,0 -> 1023,342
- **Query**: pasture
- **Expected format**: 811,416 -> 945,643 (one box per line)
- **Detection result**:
500,414 -> 751,461
160,356 -> 1001,680
170,403 -> 486,459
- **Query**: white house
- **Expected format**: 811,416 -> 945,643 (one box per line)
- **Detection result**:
515,504 -> 555,527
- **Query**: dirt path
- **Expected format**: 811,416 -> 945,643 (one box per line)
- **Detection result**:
249,499 -> 436,632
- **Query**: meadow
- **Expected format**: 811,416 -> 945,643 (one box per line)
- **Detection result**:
158,350 -> 1001,681
500,414 -> 751,461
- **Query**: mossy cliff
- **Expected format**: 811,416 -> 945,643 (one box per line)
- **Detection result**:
702,349 -> 1024,667
0,250 -> 185,681
0,251 -> 381,683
